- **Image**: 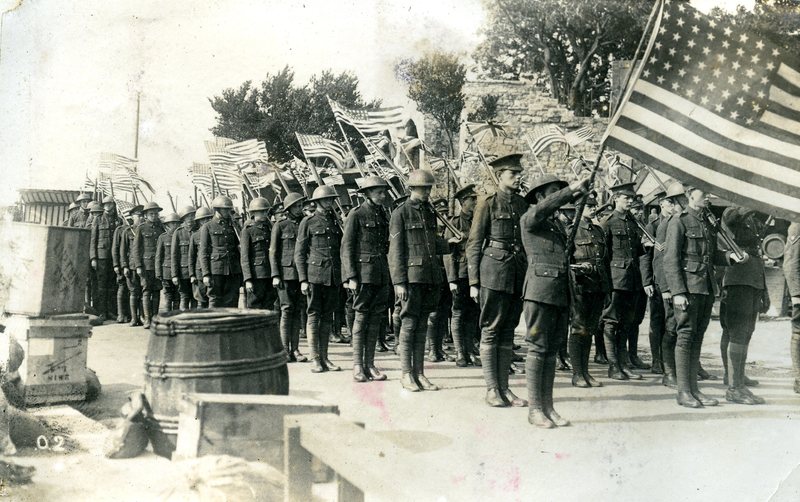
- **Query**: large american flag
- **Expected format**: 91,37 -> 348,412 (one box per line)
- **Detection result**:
328,97 -> 405,134
605,0 -> 800,220
296,133 -> 350,169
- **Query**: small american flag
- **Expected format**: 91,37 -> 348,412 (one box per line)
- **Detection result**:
564,126 -> 594,147
526,125 -> 568,156
188,163 -> 214,197
328,97 -> 405,134
606,0 -> 800,220
99,152 -> 138,172
296,133 -> 350,169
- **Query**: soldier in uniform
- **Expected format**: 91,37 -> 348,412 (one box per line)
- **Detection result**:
155,212 -> 181,311
63,202 -> 78,227
426,197 -> 454,363
664,186 -> 747,408
241,198 -> 278,310
119,205 -> 144,326
568,192 -> 608,388
133,201 -> 165,328
445,184 -> 481,367
719,206 -> 768,404
466,154 -> 529,406
270,192 -> 308,363
90,195 -> 122,322
341,176 -> 391,382
171,205 -> 196,311
69,192 -> 92,228
627,197 -> 651,370
389,169 -> 457,391
112,204 -> 136,323
85,202 -> 104,315
188,207 -> 213,309
640,190 -> 668,376
783,222 -> 800,395
199,196 -> 243,308
600,182 -> 647,381
295,186 -> 344,373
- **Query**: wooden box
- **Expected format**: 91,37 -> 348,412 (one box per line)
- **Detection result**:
3,314 -> 92,405
174,393 -> 338,467
0,222 -> 89,316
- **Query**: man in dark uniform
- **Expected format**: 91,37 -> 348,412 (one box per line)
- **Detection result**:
389,170 -> 457,391
640,190 -> 669,376
132,201 -> 165,328
522,172 -> 590,427
445,184 -> 481,367
627,197 -> 650,370
783,222 -> 800,395
600,182 -> 648,381
199,196 -> 243,308
69,192 -> 92,228
270,192 -> 308,363
568,191 -> 608,388
341,176 -> 391,382
664,186 -> 747,408
389,193 -> 410,355
295,186 -> 344,373
188,207 -> 213,309
720,205 -> 768,404
63,202 -> 78,227
120,205 -> 144,326
112,204 -> 136,323
85,201 -> 105,317
156,212 -> 181,311
426,197 -> 454,362
241,197 -> 278,310
466,154 -> 528,406
171,205 -> 196,311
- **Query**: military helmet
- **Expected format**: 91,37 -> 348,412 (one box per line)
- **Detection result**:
89,202 -> 103,213
248,197 -> 270,212
75,192 -> 92,203
283,192 -> 306,210
211,195 -> 234,209
143,201 -> 162,213
309,185 -> 339,202
524,174 -> 568,203
195,207 -> 213,220
102,195 -> 115,204
67,202 -> 78,212
178,205 -> 196,219
407,169 -> 436,187
126,204 -> 144,216
357,176 -> 390,192
163,212 -> 181,224
665,181 -> 686,199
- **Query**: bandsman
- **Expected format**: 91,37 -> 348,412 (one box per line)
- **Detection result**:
171,205 -> 197,311
240,197 -> 278,310
199,196 -> 243,308
155,212 -> 181,311
132,201 -> 165,328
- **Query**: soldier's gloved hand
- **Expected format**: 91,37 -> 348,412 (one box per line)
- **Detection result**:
662,291 -> 672,300
348,279 -> 358,290
190,276 -> 197,284
449,282 -> 458,292
136,267 -> 143,276
91,259 -> 97,270
673,294 -> 688,310
203,276 -> 211,287
644,285 -> 654,297
245,280 -> 254,292
395,284 -> 408,301
730,251 -> 750,264
470,286 -> 480,303
123,267 -> 130,277
172,277 -> 179,286
272,277 -> 283,289
301,281 -> 310,296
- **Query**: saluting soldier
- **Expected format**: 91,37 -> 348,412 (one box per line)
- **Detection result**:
240,197 -> 278,310
188,207 -> 213,308
90,195 -> 122,322
112,204 -> 135,323
600,182 -> 647,381
664,186 -> 747,408
171,205 -> 196,311
132,201 -> 165,328
389,169 -> 457,391
568,191 -> 609,388
155,212 -> 181,311
340,176 -> 391,382
521,173 -> 590,427
199,196 -> 243,308
119,205 -> 144,326
295,186 -> 344,373
445,184 -> 481,367
719,205 -> 768,405
465,154 -> 528,406
270,192 -> 308,363
783,222 -> 800,395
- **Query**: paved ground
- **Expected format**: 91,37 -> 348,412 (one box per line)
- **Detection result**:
5,314 -> 800,501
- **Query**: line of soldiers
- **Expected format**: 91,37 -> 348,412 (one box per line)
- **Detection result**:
62,150 -> 800,427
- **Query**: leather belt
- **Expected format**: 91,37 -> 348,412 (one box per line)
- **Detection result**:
487,240 -> 522,252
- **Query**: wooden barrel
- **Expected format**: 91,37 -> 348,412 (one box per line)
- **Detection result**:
143,309 -> 288,458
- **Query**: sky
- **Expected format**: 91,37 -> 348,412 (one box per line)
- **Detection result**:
0,0 -> 754,207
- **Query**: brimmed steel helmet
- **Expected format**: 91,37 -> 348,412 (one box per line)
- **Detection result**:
211,195 -> 234,209
163,212 -> 181,224
309,185 -> 339,202
178,205 -> 197,220
248,198 -> 270,212
283,192 -> 306,210
195,207 -> 213,220
407,169 -> 435,187
143,201 -> 163,213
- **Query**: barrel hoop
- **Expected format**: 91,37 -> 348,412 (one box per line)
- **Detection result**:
144,352 -> 288,379
151,317 -> 277,336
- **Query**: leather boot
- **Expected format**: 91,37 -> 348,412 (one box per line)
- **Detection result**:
619,343 -> 643,380
365,317 -> 387,381
480,343 -> 503,405
352,313 -> 368,382
498,344 -> 527,407
436,315 -> 454,362
376,317 -> 389,352
792,333 -> 800,394
569,334 -> 589,388
151,292 -> 161,318
594,330 -> 608,364
675,343 -> 702,408
116,288 -> 127,323
392,312 -> 402,354
661,333 -> 678,388
581,335 -> 601,387
543,356 -> 569,426
690,342 -> 717,406
697,363 -> 717,381
280,310 -> 293,361
399,322 -> 419,391
649,328 -> 663,374
141,292 -> 152,329
725,342 -> 758,405
320,321 -> 341,371
451,313 -> 468,367
721,332 -> 730,386
290,313 -> 308,362
414,330 -> 438,391
308,321 -> 326,373
628,329 -> 650,370
556,345 -> 571,372
526,354 -> 554,429
129,296 -> 141,327
604,323 -> 626,380
741,345 -> 759,387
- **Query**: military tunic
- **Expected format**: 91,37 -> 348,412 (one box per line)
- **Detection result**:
199,214 -> 242,308
155,229 -> 179,311
90,212 -> 121,317
270,213 -> 304,355
188,221 -> 209,308
240,219 -> 277,310
444,210 -> 480,362
171,226 -> 194,310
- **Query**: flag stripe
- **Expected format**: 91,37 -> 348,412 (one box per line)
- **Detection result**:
770,85 -> 800,112
778,63 -> 800,89
761,109 -> 800,136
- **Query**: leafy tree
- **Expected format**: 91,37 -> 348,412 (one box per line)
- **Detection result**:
474,0 -> 651,116
396,52 -> 466,156
709,0 -> 800,52
209,66 -> 380,163
467,94 -> 501,122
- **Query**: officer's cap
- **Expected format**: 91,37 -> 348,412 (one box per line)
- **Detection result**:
125,204 -> 144,216
488,153 -> 523,173
609,182 -> 636,198
454,184 -> 477,201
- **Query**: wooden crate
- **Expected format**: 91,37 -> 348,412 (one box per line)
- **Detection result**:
3,314 -> 92,405
174,393 -> 338,468
1,222 -> 89,316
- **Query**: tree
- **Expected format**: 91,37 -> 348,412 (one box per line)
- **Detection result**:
474,0 -> 651,116
396,52 -> 466,156
209,67 -> 380,163
709,0 -> 800,52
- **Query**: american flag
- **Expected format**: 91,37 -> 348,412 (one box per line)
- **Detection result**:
564,126 -> 594,147
328,97 -> 405,134
606,0 -> 800,220
99,152 -> 138,172
466,121 -> 509,139
226,139 -> 269,165
296,133 -> 350,169
526,125 -> 568,156
188,163 -> 214,198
